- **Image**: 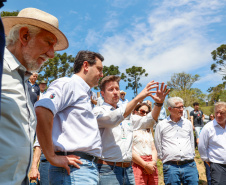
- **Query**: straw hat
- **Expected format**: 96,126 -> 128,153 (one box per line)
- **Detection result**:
2,7 -> 69,51
120,90 -> 126,95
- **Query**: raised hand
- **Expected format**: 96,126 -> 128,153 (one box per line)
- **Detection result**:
150,82 -> 170,103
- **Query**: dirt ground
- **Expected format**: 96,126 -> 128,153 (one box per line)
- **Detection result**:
157,149 -> 208,185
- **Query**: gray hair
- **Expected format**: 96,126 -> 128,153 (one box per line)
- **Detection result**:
167,97 -> 184,108
6,24 -> 41,46
214,102 -> 226,112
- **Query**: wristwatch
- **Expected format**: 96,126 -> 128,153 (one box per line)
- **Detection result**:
154,102 -> 163,107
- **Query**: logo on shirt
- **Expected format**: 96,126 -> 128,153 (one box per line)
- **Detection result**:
50,93 -> 55,99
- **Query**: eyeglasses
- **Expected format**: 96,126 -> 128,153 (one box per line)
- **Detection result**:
173,106 -> 184,110
120,93 -> 125,95
139,109 -> 149,115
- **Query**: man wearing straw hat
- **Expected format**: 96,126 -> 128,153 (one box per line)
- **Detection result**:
0,7 -> 68,185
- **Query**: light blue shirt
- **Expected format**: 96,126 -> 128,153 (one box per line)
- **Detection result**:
158,106 -> 167,121
1,48 -> 36,185
198,119 -> 226,164
117,98 -> 129,107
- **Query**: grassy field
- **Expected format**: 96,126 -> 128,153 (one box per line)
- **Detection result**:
156,148 -> 208,185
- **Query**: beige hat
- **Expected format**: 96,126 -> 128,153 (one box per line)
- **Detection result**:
120,90 -> 126,95
2,7 -> 69,51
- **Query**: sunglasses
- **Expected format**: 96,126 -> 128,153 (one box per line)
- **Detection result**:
139,109 -> 149,115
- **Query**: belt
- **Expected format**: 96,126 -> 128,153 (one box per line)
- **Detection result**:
55,151 -> 98,163
97,159 -> 132,168
164,160 -> 194,165
41,159 -> 48,162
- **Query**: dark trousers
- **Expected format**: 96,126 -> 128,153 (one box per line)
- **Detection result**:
210,163 -> 226,185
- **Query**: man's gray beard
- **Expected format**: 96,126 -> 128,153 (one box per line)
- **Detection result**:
22,38 -> 42,72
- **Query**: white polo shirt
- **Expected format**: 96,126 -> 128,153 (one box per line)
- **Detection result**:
35,74 -> 102,157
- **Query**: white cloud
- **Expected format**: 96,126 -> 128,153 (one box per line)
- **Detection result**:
99,0 -> 225,90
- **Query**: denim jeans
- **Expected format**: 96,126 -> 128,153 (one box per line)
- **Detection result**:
39,153 -> 50,185
97,163 -> 135,185
49,158 -> 99,185
204,161 -> 211,185
163,161 -> 199,185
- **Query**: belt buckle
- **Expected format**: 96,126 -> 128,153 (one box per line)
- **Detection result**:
121,162 -> 126,168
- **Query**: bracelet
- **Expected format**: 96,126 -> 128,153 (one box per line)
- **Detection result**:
154,102 -> 163,107
153,159 -> 157,164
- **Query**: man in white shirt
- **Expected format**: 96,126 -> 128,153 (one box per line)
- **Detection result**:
35,50 -> 104,184
93,75 -> 169,185
117,90 -> 129,107
39,80 -> 47,99
198,102 -> 226,185
154,97 -> 199,185
1,8 -> 67,185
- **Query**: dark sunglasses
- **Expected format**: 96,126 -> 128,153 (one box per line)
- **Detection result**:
139,109 -> 149,115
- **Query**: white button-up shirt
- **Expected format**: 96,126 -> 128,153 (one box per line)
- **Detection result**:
154,116 -> 195,164
93,102 -> 155,162
133,129 -> 154,156
198,119 -> 226,164
0,48 -> 36,185
35,74 -> 102,157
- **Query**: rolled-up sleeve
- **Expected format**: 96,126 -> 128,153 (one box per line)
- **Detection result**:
132,113 -> 156,130
93,104 -> 126,128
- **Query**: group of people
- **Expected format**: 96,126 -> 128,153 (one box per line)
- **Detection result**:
0,6 -> 226,185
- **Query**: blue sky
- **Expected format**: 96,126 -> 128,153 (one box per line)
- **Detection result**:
1,0 -> 226,102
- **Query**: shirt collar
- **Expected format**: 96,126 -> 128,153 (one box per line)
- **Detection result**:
166,115 -> 184,123
4,47 -> 27,72
213,119 -> 225,129
72,74 -> 91,95
102,102 -> 118,110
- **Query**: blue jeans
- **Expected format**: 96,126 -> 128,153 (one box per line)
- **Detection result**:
39,153 -> 50,185
204,161 -> 211,185
49,158 -> 99,185
163,161 -> 199,185
97,163 -> 135,185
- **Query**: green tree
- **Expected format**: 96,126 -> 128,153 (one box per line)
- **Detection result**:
123,66 -> 148,97
94,64 -> 121,90
1,11 -> 19,17
94,65 -> 121,90
167,72 -> 204,107
207,83 -> 226,103
167,72 -> 200,91
219,90 -> 226,102
211,44 -> 226,81
37,52 -> 75,84
169,88 -> 205,107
